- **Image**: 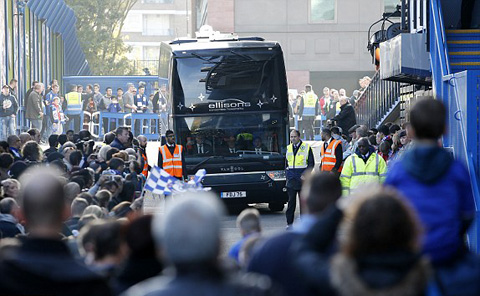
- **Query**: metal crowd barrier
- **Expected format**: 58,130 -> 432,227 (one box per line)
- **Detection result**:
92,112 -> 162,140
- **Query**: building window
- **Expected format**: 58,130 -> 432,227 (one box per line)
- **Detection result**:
310,0 -> 336,22
384,0 -> 399,13
142,0 -> 174,3
143,14 -> 172,36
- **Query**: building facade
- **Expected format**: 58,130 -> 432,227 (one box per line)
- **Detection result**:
194,0 -> 400,93
121,0 -> 190,75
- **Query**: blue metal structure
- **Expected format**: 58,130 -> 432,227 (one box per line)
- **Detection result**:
429,0 -> 480,252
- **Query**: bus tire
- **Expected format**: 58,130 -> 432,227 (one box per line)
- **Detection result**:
268,202 -> 285,212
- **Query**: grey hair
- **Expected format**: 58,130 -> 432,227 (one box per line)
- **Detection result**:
0,198 -> 18,214
236,208 -> 261,235
152,192 -> 225,265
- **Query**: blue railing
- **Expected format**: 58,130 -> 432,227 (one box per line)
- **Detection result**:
429,0 -> 480,252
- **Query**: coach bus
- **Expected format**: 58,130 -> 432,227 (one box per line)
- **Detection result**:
159,27 -> 289,211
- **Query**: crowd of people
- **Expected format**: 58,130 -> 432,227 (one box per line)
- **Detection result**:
289,77 -> 371,141
0,90 -> 478,295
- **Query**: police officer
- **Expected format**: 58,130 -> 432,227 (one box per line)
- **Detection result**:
158,130 -> 186,180
285,129 -> 314,228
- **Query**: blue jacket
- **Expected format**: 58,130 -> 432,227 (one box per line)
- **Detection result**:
385,145 -> 475,264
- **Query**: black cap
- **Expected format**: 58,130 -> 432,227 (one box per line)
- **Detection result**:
9,161 -> 28,179
47,152 -> 64,163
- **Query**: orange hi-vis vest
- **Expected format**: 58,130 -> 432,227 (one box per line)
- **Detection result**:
320,139 -> 343,172
141,151 -> 149,178
159,144 -> 183,178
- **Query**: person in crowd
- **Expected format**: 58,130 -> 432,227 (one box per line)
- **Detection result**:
8,78 -> 17,100
298,84 -> 318,141
51,96 -> 67,135
137,135 -> 150,178
0,168 -> 112,295
326,90 -> 339,121
0,85 -> 19,140
228,208 -> 262,263
43,83 -> 60,141
285,129 -> 314,228
158,130 -> 186,180
93,84 -> 105,109
378,141 -> 391,163
44,134 -> 59,157
19,132 -> 32,147
318,87 -> 330,119
110,127 -> 130,150
65,197 -> 89,234
123,192 -> 275,296
112,215 -> 163,295
134,85 -> 148,113
376,124 -> 393,148
385,99 -> 476,269
340,137 -> 387,196
106,95 -> 122,131
252,137 -> 268,154
25,82 -> 45,131
27,128 -> 41,144
7,135 -> 22,161
249,172 -> 342,295
349,89 -> 360,106
123,83 -> 136,113
331,96 -> 356,139
1,178 -> 20,200
0,197 -> 24,239
293,186 -> 430,296
22,141 -> 43,164
331,126 -> 349,153
0,153 -> 13,182
191,133 -> 212,155
320,128 -> 343,174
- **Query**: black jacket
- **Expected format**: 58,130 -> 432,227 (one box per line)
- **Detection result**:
332,103 -> 356,135
0,237 -> 111,295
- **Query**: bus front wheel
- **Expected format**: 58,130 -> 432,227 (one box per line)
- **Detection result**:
268,202 -> 285,212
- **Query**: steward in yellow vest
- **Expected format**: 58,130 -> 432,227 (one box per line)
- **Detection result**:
284,130 -> 314,226
340,137 -> 387,196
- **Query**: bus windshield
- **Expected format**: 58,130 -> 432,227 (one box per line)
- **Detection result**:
176,112 -> 287,159
172,48 -> 286,114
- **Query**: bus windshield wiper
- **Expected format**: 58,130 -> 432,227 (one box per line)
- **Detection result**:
192,155 -> 223,171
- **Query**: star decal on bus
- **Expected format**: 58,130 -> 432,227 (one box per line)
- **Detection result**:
189,103 -> 196,111
270,95 -> 278,103
177,102 -> 183,110
198,93 -> 205,101
257,100 -> 265,108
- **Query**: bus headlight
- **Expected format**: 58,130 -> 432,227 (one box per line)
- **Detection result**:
266,170 -> 286,181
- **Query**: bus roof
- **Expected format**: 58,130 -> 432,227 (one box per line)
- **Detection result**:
163,39 -> 281,53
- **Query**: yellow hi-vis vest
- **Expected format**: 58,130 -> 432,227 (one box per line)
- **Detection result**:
303,92 -> 317,116
286,142 -> 310,169
340,152 -> 387,196
65,91 -> 82,113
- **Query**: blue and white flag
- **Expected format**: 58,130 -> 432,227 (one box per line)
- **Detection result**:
144,167 -> 210,195
144,166 -> 177,195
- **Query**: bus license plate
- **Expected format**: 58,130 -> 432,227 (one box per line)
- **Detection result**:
221,191 -> 246,198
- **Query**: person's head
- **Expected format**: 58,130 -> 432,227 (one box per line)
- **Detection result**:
71,197 -> 89,218
102,180 -> 120,196
195,134 -> 205,145
105,87 -> 113,96
108,157 -> 125,172
290,129 -> 301,145
236,208 -> 261,237
57,134 -> 67,145
152,192 -> 225,266
1,85 -> 10,96
51,84 -> 59,94
106,147 -> 120,161
129,160 -> 142,175
0,153 -> 14,170
368,135 -> 377,146
70,84 -> 77,92
253,137 -> 263,148
321,128 -> 332,141
19,132 -> 31,146
82,205 -> 106,219
389,124 -> 401,136
376,125 -> 389,144
66,130 -> 75,142
138,85 -> 145,95
34,82 -> 45,94
9,78 -> 17,89
399,130 -> 409,146
301,172 -> 342,214
95,190 -> 112,208
165,130 -> 176,145
1,179 -> 20,199
64,182 -> 81,206
7,135 -> 21,150
355,125 -> 368,139
226,136 -> 236,148
357,137 -> 370,155
339,96 -> 348,106
379,141 -> 390,155
332,90 -> 339,100
127,83 -> 135,93
305,84 -> 312,92
22,141 -> 43,162
85,84 -> 93,94
323,87 -> 330,96
19,168 -> 67,235
331,126 -> 341,136
93,83 -> 100,94
117,88 -> 123,96
342,187 -> 421,257
97,145 -> 111,162
339,89 -> 346,97
410,99 -> 446,140
27,128 -> 41,144
0,141 -> 8,154
115,127 -> 130,145
69,151 -> 83,167
137,135 -> 147,148
104,132 -> 116,144
48,134 -> 59,148
353,89 -> 360,98
0,198 -> 20,221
